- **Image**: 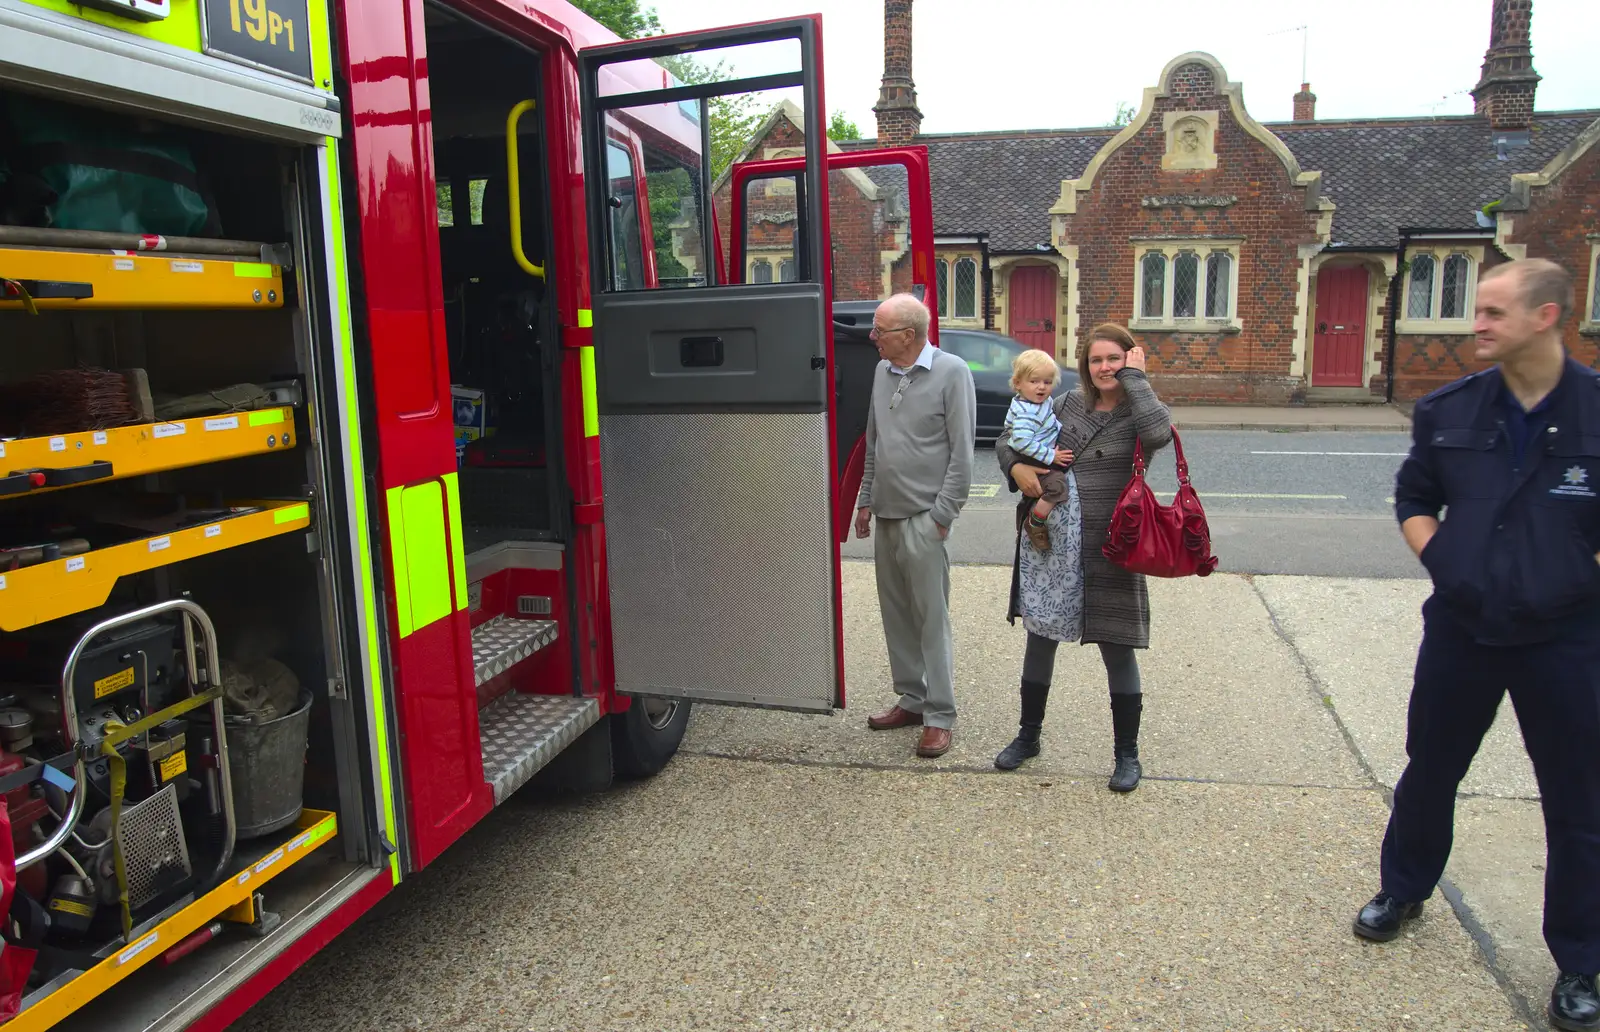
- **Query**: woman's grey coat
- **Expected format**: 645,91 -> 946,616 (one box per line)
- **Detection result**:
996,368 -> 1173,648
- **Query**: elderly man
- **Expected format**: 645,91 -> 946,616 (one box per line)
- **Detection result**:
854,292 -> 976,758
1358,259 -> 1600,1031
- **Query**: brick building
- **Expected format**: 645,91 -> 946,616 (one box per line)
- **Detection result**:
733,0 -> 1600,403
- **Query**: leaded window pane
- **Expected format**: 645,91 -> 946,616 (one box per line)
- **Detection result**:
1141,252 -> 1166,319
779,259 -> 797,283
1408,254 -> 1436,319
1205,252 -> 1232,318
955,258 -> 977,318
936,259 -> 949,318
1173,252 -> 1199,318
1441,254 -> 1470,319
752,260 -> 772,284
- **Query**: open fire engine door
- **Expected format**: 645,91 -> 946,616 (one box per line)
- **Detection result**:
579,18 -> 842,713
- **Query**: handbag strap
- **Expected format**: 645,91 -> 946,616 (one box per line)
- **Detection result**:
1131,426 -> 1190,485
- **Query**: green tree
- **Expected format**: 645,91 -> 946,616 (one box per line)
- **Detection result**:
1110,101 -> 1136,127
827,110 -> 861,142
570,0 -> 659,38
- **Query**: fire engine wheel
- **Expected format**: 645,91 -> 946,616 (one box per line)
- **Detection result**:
610,695 -> 691,779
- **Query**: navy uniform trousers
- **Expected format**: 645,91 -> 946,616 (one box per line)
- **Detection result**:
1382,595 -> 1600,974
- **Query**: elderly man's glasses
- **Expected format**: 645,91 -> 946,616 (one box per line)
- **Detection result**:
869,324 -> 912,339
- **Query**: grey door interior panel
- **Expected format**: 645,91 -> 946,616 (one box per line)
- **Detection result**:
600,411 -> 837,712
594,283 -> 827,412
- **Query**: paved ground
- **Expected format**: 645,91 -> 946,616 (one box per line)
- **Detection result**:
1169,405 -> 1412,433
238,565 -> 1554,1032
846,431 -> 1423,578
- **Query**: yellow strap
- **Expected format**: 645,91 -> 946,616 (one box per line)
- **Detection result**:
99,688 -> 222,937
3,279 -> 38,316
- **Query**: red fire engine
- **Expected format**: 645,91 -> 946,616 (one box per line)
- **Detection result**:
0,0 -> 938,1027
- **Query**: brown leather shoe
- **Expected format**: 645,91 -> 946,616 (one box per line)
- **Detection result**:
866,704 -> 923,730
916,726 -> 952,757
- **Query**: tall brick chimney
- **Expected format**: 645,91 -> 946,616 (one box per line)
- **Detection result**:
873,0 -> 922,145
1471,0 -> 1540,131
1293,83 -> 1317,122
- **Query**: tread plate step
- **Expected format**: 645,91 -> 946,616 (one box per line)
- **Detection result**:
471,614 -> 558,687
479,693 -> 599,804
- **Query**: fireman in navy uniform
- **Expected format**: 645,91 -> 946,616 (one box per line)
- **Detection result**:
1354,258 -> 1600,1031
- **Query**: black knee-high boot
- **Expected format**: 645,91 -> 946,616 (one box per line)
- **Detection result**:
1108,693 -> 1142,792
995,679 -> 1050,770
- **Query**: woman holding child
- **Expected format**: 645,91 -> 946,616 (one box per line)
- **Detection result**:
993,323 -> 1173,792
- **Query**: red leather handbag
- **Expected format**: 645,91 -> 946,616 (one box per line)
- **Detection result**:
1102,426 -> 1219,578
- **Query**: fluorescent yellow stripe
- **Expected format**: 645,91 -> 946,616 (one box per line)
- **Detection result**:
18,0 -> 201,49
580,346 -> 599,438
399,482 -> 451,632
385,487 -> 414,638
274,502 -> 310,524
320,144 -> 400,883
306,0 -> 334,87
441,473 -> 468,611
577,308 -> 593,328
233,263 -> 274,279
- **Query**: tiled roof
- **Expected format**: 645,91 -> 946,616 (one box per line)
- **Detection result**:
839,110 -> 1599,251
1273,113 -> 1598,247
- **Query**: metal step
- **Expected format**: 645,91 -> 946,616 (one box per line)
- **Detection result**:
478,693 -> 599,804
471,614 -> 559,687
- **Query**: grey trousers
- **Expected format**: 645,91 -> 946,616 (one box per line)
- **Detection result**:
875,510 -> 956,729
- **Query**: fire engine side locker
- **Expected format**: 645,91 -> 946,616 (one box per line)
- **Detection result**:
0,1 -> 403,1027
577,18 -> 846,714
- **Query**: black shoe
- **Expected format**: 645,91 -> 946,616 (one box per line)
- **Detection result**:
995,732 -> 1040,770
1352,892 -> 1424,942
1551,972 -> 1600,1031
1107,693 -> 1142,792
996,679 -> 1050,771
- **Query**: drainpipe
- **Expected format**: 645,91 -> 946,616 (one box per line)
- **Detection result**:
981,243 -> 993,330
1384,231 -> 1413,404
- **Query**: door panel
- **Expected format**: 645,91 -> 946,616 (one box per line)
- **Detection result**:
581,17 -> 841,712
726,146 -> 939,543
1312,266 -> 1369,388
1008,265 -> 1057,351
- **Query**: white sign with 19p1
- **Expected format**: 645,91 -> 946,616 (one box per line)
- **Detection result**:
203,0 -> 314,83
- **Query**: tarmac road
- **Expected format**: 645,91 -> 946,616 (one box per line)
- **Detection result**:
844,430 -> 1423,579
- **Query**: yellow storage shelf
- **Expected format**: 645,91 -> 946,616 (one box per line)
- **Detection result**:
0,408 -> 296,499
7,809 -> 338,1032
0,500 -> 311,632
0,247 -> 283,311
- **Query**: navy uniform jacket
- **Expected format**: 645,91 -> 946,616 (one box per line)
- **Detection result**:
1395,357 -> 1600,645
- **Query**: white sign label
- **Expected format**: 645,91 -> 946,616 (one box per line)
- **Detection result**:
118,933 -> 160,966
65,557 -> 85,572
148,536 -> 171,553
0,575 -> 7,591
49,437 -> 66,453
170,260 -> 203,274
114,258 -> 135,271
254,848 -> 285,875
153,423 -> 186,439
93,431 -> 108,445
0,443 -> 5,458
205,524 -> 222,539
204,416 -> 239,432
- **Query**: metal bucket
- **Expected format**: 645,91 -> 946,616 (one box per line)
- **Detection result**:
223,690 -> 312,840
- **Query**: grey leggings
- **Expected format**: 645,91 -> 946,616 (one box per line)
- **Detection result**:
1022,632 -> 1141,695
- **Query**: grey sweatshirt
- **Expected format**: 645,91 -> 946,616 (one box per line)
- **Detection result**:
855,347 -> 977,528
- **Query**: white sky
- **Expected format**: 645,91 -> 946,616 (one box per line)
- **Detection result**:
649,0 -> 1600,135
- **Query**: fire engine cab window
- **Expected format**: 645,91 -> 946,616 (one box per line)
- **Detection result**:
605,142 -> 646,291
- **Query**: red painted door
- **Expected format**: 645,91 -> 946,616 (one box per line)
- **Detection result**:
1313,266 -> 1369,387
1009,265 -> 1058,351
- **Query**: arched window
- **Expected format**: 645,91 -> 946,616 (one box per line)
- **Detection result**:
1440,254 -> 1470,320
1205,252 -> 1232,318
778,259 -> 797,283
1407,254 -> 1436,319
1140,252 -> 1166,319
954,257 -> 978,318
935,259 -> 949,318
1172,252 -> 1199,318
751,260 -> 773,284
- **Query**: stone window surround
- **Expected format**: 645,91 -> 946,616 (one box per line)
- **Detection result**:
936,253 -> 981,323
746,252 -> 797,283
1397,244 -> 1484,335
1130,238 -> 1243,333
1584,235 -> 1600,336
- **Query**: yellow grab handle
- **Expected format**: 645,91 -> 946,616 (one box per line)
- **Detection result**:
506,99 -> 545,280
